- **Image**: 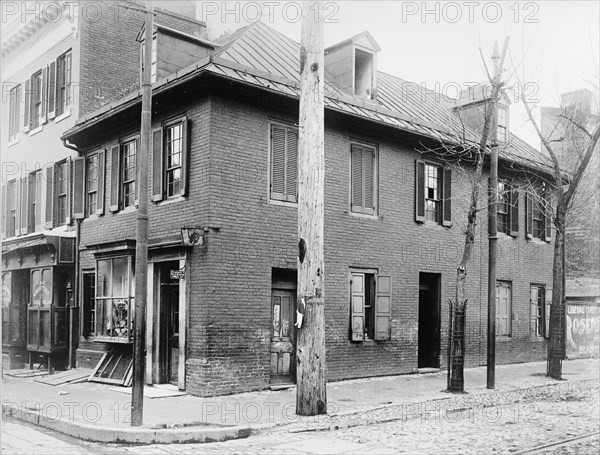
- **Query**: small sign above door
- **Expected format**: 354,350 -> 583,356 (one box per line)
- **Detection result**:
170,269 -> 185,280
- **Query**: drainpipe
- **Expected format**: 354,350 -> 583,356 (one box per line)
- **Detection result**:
62,138 -> 81,369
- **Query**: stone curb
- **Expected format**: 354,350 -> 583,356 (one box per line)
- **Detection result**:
1,403 -> 252,444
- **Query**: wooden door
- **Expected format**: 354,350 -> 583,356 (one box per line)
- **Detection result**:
159,262 -> 180,385
270,289 -> 295,384
496,282 -> 512,337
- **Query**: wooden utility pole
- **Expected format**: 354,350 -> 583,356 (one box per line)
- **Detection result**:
487,37 -> 509,390
131,0 -> 153,427
296,1 -> 326,416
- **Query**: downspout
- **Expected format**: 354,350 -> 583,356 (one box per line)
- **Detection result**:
63,138 -> 81,369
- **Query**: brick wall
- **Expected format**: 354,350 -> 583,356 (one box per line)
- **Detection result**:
75,91 -> 554,397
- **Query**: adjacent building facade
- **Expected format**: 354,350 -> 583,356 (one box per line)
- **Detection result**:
61,22 -> 556,396
1,0 -> 205,370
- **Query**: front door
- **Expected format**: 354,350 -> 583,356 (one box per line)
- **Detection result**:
158,262 -> 180,385
418,273 -> 441,368
270,289 -> 295,384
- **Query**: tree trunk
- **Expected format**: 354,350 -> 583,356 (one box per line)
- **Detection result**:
296,2 -> 326,416
547,204 -> 566,379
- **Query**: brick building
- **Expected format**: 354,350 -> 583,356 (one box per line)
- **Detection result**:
62,22 -> 556,396
1,0 -> 204,369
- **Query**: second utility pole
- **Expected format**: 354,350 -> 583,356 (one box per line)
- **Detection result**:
132,0 -> 153,427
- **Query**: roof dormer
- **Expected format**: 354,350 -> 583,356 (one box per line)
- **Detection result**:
325,32 -> 381,101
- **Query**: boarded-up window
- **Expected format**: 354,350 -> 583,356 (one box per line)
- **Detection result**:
350,144 -> 377,215
270,124 -> 298,203
496,281 -> 512,337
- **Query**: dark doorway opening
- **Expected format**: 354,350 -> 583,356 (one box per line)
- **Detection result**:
418,273 -> 441,368
156,261 -> 180,385
270,268 -> 297,385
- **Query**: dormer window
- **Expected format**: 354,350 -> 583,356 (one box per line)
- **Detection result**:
497,106 -> 508,142
354,48 -> 374,99
141,34 -> 158,83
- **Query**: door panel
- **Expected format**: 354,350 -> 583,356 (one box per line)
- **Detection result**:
157,261 -> 180,385
270,289 -> 295,384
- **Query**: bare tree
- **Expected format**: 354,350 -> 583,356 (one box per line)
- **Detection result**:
521,94 -> 600,379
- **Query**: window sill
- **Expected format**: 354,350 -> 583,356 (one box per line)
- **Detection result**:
8,137 -> 19,146
55,110 -> 71,123
268,198 -> 297,208
495,336 -> 513,342
29,125 -> 43,137
157,195 -> 186,206
348,211 -> 379,221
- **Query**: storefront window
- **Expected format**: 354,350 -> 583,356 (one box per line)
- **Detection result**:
95,257 -> 133,341
31,269 -> 53,306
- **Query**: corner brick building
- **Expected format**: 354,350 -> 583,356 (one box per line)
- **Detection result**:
62,22 -> 556,396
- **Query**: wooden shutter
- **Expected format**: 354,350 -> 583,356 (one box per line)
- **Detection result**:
544,192 -> 552,242
41,66 -> 48,124
350,273 -> 365,341
530,287 -> 538,336
23,79 -> 30,132
271,125 -> 286,200
374,275 -> 392,341
96,151 -> 106,215
109,145 -> 120,212
351,146 -> 363,211
48,60 -> 56,119
1,184 -> 6,239
415,159 -> 426,222
66,158 -> 72,224
72,157 -> 85,219
286,127 -> 298,202
544,288 -> 552,337
19,178 -> 28,235
52,164 -> 59,226
510,187 -> 519,237
180,118 -> 189,197
363,147 -> 374,213
442,167 -> 452,227
27,174 -> 35,232
35,172 -> 42,232
45,165 -> 54,228
525,191 -> 533,239
151,128 -> 164,202
134,138 -> 140,206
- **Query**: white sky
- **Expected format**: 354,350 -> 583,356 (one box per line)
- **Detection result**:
198,0 -> 600,148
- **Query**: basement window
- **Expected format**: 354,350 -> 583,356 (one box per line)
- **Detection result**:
354,48 -> 374,99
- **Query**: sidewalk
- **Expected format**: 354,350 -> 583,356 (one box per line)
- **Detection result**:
2,358 -> 599,444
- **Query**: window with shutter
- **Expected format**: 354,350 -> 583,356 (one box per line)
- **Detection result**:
350,270 -> 392,342
56,50 -> 72,117
495,281 -> 512,337
416,160 -> 449,226
270,124 -> 298,203
350,144 -> 377,215
350,273 -> 365,341
48,61 -> 56,119
122,138 -> 137,208
20,177 -> 28,235
8,84 -> 20,142
30,71 -> 42,130
109,146 -> 120,212
526,187 -> 549,241
374,275 -> 392,341
6,181 -> 17,237
415,160 -> 425,222
56,161 -> 69,226
530,284 -> 546,338
45,165 -> 54,229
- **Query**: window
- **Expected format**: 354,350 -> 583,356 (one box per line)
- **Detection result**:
350,271 -> 392,341
95,257 -> 134,342
82,272 -> 96,338
497,106 -> 508,142
6,180 -> 17,237
56,50 -> 72,116
530,285 -> 550,338
31,71 -> 42,130
495,281 -> 512,337
415,160 -> 452,226
87,155 -> 99,215
350,143 -> 377,215
8,84 -> 20,141
526,187 -> 551,241
497,180 -> 518,236
31,268 -> 53,306
165,122 -> 183,197
270,124 -> 298,203
57,162 -> 68,225
28,171 -> 42,233
354,48 -> 375,99
122,139 -> 137,208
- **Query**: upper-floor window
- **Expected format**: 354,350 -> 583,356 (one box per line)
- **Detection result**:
165,122 -> 183,197
415,160 -> 452,226
57,162 -> 69,225
141,34 -> 158,83
27,171 -> 42,233
269,124 -> 298,204
350,143 -> 377,215
56,50 -> 72,116
5,180 -> 17,237
526,186 -> 551,242
8,84 -> 21,142
31,71 -> 43,130
87,155 -> 99,215
497,180 -> 519,236
497,106 -> 508,142
122,139 -> 137,208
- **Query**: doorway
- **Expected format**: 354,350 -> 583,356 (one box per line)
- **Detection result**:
418,273 -> 441,368
270,269 -> 297,385
156,261 -> 180,385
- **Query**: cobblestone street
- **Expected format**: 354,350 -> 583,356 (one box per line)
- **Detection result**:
3,382 -> 599,454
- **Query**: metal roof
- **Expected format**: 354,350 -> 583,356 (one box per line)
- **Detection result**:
65,21 -> 552,173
